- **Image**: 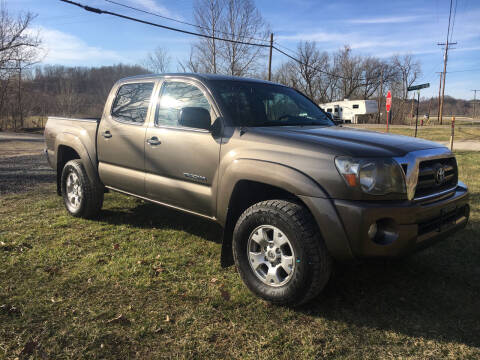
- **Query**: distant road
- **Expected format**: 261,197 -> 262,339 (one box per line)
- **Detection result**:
0,131 -> 45,157
0,132 -> 54,194
0,132 -> 44,141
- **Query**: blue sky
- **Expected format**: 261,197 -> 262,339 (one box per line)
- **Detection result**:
13,0 -> 480,99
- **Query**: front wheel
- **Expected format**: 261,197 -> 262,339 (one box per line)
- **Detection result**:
61,159 -> 104,218
232,200 -> 332,306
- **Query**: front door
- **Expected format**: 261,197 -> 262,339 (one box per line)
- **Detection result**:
144,79 -> 221,217
97,81 -> 156,195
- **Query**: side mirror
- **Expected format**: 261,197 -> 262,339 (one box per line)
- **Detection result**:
179,107 -> 211,130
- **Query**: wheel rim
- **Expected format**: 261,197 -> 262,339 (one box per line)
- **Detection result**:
66,170 -> 82,210
247,225 -> 295,287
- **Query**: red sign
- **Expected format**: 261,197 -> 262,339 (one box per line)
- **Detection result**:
386,91 -> 392,112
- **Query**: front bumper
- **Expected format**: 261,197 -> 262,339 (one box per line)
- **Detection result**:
334,183 -> 469,258
300,183 -> 469,260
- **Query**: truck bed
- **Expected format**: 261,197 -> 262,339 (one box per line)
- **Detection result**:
44,116 -> 100,173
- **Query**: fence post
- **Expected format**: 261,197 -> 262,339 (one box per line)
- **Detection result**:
450,116 -> 455,151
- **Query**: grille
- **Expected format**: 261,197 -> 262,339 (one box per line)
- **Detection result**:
418,205 -> 467,236
414,157 -> 458,199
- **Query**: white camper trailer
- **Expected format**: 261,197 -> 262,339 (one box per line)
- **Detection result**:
320,99 -> 377,124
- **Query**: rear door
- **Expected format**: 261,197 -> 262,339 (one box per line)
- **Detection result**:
97,80 -> 156,195
144,79 -> 221,217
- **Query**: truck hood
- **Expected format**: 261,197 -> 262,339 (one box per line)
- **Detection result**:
251,126 -> 446,157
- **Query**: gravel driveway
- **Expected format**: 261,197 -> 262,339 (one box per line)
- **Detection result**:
0,132 -> 55,194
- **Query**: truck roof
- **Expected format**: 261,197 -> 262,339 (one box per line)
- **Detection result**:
119,73 -> 280,85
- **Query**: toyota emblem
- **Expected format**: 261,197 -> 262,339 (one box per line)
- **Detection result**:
435,166 -> 446,185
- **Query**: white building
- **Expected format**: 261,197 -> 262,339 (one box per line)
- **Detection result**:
320,99 -> 378,124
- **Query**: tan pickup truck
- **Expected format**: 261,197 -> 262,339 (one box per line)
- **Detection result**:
44,74 -> 469,305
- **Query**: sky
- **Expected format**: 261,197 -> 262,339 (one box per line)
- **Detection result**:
11,0 -> 480,100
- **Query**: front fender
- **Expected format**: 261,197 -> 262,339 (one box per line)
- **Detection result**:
217,158 -> 329,226
217,158 -> 356,267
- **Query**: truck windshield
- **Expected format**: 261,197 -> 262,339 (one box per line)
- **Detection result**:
211,80 -> 334,127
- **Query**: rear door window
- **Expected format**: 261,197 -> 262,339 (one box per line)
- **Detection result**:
111,82 -> 154,124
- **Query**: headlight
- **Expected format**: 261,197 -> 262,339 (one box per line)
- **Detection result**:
335,157 -> 406,195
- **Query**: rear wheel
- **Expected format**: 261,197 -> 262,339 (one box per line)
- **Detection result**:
61,159 -> 103,218
232,200 -> 332,306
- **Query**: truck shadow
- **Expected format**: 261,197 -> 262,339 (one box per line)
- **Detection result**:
303,222 -> 480,348
99,201 -> 223,244
98,193 -> 479,348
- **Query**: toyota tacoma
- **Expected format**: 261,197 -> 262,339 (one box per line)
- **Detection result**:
44,74 -> 470,305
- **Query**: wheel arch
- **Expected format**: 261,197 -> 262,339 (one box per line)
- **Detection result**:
218,159 -> 330,267
55,133 -> 100,195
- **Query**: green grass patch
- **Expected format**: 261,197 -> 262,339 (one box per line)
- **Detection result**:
1,154 -> 480,359
361,125 -> 480,142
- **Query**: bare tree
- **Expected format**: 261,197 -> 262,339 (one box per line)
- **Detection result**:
360,57 -> 384,99
220,0 -> 269,76
189,0 -> 269,76
287,41 -> 330,103
0,2 -> 40,70
392,54 -> 422,101
374,62 -> 399,123
143,47 -> 171,74
193,0 -> 223,73
177,46 -> 202,73
0,1 -> 41,129
388,54 -> 422,123
333,46 -> 364,99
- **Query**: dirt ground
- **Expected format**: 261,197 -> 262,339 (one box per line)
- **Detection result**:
0,132 -> 55,194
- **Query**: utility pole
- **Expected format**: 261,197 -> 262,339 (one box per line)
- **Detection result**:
472,90 -> 479,121
427,97 -> 432,124
437,0 -> 457,125
268,33 -> 273,81
436,72 -> 442,123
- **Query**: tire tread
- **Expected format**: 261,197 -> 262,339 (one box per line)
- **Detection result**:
233,199 -> 332,306
61,159 -> 103,219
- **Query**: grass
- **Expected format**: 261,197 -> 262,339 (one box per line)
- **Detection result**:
0,153 -> 479,359
354,125 -> 480,142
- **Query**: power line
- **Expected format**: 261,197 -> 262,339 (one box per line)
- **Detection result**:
449,0 -> 458,43
437,0 -> 457,124
273,42 -> 298,55
103,0 -> 270,44
60,0 -> 365,82
60,0 -> 271,48
272,45 -> 362,81
272,41 -> 366,81
446,68 -> 480,73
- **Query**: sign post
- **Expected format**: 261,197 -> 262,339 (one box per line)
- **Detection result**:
386,90 -> 392,132
450,116 -> 455,151
407,83 -> 430,138
415,90 -> 420,137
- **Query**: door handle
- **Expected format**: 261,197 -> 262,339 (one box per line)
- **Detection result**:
146,136 -> 161,146
102,131 -> 112,139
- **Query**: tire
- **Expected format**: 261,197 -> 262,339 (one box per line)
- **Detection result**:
61,159 -> 104,219
232,200 -> 332,306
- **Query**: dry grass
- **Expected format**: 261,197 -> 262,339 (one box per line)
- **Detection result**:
0,152 -> 479,359
353,124 -> 480,143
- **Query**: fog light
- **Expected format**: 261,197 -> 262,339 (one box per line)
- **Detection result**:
372,218 -> 399,245
368,223 -> 378,240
